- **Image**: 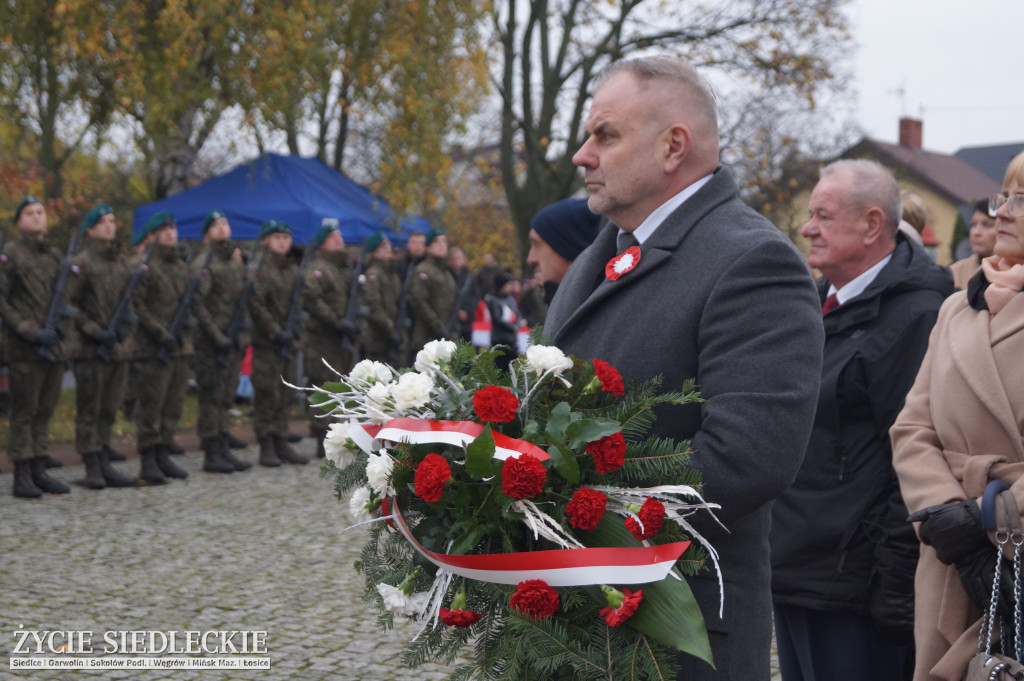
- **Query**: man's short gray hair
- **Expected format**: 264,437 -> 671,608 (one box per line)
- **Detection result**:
820,159 -> 902,237
596,55 -> 718,130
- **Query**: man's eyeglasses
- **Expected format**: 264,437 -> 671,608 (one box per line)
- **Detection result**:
989,193 -> 1024,218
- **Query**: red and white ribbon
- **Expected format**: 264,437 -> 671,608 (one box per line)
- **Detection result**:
349,418 -> 549,461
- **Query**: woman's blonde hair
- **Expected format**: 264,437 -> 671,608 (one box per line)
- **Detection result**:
1004,151 -> 1024,189
900,190 -> 928,232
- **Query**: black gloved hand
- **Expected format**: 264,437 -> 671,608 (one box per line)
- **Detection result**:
275,330 -> 293,347
161,334 -> 179,353
34,327 -> 60,348
956,547 -> 1018,618
95,329 -> 118,346
908,499 -> 989,565
340,320 -> 361,339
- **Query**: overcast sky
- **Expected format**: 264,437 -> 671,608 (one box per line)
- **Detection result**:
849,0 -> 1024,154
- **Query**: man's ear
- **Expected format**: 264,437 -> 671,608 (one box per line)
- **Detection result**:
663,123 -> 691,173
861,207 -> 888,244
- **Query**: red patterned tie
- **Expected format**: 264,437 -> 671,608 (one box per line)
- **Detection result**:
821,293 -> 839,316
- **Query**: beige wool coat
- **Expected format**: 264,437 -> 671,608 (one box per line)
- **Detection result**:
891,288 -> 1024,681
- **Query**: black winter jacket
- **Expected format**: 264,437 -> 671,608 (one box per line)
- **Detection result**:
770,236 -> 954,638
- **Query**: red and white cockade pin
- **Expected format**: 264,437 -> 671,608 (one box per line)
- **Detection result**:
605,246 -> 641,281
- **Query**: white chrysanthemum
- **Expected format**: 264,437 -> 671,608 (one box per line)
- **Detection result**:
366,381 -> 392,405
323,423 -> 356,468
348,486 -> 374,522
350,359 -> 394,384
366,451 -> 395,496
414,339 -> 457,372
391,371 -> 433,411
376,583 -> 429,616
525,345 -> 573,376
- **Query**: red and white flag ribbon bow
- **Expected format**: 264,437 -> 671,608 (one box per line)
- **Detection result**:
348,418 -> 691,586
605,245 -> 641,281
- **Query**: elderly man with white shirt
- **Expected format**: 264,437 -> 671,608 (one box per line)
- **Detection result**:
769,159 -> 954,681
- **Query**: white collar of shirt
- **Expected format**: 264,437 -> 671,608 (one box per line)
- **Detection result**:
827,253 -> 893,305
618,173 -> 714,246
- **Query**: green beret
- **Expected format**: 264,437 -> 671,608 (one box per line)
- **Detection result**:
363,230 -> 386,253
259,220 -> 292,239
144,211 -> 175,233
202,209 -> 226,233
311,223 -> 338,250
81,204 -> 113,234
14,194 -> 42,221
424,226 -> 445,246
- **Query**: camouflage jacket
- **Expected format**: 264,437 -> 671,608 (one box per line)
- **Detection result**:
248,250 -> 297,348
409,254 -> 456,348
0,232 -> 75,362
68,238 -> 134,361
191,240 -> 250,351
302,250 -> 351,339
132,244 -> 194,358
358,256 -> 400,356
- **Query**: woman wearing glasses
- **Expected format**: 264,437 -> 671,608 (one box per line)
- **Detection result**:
891,150 -> 1024,681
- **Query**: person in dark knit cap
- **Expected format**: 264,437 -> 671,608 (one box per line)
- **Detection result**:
526,198 -> 601,301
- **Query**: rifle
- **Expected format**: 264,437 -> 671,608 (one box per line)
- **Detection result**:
340,253 -> 364,357
156,247 -> 214,365
36,229 -> 84,362
215,243 -> 264,367
96,240 -> 156,363
277,242 -> 316,361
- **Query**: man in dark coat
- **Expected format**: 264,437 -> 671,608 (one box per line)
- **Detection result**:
544,56 -> 824,681
769,159 -> 955,681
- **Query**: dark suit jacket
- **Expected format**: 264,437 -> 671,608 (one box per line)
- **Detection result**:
545,167 -> 823,680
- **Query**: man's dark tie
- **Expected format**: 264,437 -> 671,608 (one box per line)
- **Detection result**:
821,293 -> 839,316
617,232 -> 638,253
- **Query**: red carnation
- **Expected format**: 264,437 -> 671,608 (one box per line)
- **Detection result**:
473,385 -> 519,422
501,453 -> 547,499
625,497 -> 666,541
586,431 -> 627,474
439,608 -> 483,627
414,452 -> 451,502
600,588 -> 644,627
565,488 -> 607,530
510,579 -> 560,619
593,359 -> 625,397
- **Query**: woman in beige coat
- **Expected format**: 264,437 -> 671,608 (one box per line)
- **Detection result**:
892,150 -> 1024,681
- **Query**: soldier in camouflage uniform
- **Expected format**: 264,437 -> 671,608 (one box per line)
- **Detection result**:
248,220 -> 307,467
190,210 -> 252,474
0,196 -> 75,498
408,227 -> 457,356
67,204 -> 136,489
301,222 -> 360,458
131,212 -> 192,484
357,231 -> 400,363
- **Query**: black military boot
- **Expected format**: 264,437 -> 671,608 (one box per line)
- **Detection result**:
12,460 -> 42,499
139,446 -> 166,485
273,434 -> 309,465
219,434 -> 252,471
103,443 -> 127,462
201,437 -> 234,474
31,457 -> 70,494
286,432 -> 302,443
224,432 -> 247,449
156,445 -> 189,479
311,426 -> 328,459
43,454 -> 63,468
258,435 -> 282,467
99,448 -> 136,488
82,452 -> 107,490
167,439 -> 186,455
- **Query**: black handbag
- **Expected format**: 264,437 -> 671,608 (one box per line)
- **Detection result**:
964,481 -> 1024,681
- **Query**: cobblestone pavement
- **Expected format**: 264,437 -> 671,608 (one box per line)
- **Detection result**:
0,442 -> 781,680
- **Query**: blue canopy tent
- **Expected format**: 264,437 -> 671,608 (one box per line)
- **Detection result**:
131,153 -> 431,245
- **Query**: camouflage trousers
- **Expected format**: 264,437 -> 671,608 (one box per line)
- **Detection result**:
304,335 -> 353,433
134,355 -> 189,450
251,345 -> 296,439
73,358 -> 128,454
192,345 -> 242,441
6,359 -> 64,463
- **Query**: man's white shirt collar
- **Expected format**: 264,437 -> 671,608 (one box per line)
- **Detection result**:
827,253 -> 893,305
619,174 -> 714,246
